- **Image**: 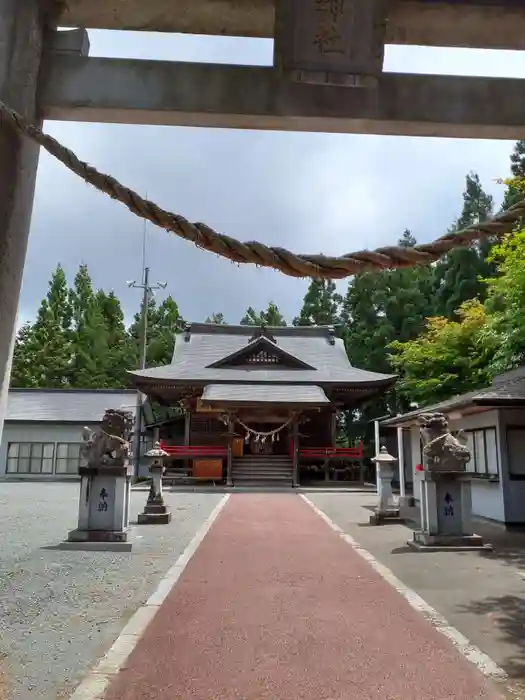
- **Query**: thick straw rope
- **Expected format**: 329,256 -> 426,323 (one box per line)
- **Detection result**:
1,99 -> 522,279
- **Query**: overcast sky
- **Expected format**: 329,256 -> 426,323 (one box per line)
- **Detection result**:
20,32 -> 525,326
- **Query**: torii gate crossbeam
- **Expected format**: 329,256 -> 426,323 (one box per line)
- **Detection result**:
59,0 -> 525,51
1,0 -> 525,444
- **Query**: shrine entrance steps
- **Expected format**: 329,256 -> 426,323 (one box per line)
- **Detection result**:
232,454 -> 294,488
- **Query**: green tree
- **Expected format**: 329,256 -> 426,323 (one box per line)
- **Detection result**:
11,322 -> 39,388
149,296 -> 184,365
293,278 -> 342,326
95,290 -> 134,386
390,299 -> 494,406
482,231 -> 525,373
434,172 -> 494,318
502,140 -> 525,211
205,312 -> 227,324
342,231 -> 433,375
129,295 -> 184,367
240,302 -> 287,326
341,230 -> 436,439
11,265 -> 73,387
69,264 -> 111,388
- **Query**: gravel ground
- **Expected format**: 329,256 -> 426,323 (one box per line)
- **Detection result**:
0,482 -> 223,700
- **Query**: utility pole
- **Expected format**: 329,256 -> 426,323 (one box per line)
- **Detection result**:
128,266 -> 167,477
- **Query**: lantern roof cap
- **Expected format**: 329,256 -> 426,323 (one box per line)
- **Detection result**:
144,441 -> 168,458
372,446 -> 397,463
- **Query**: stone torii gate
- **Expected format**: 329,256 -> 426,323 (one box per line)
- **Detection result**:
1,0 -> 525,442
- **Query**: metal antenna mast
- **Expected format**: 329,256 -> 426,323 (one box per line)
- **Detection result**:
127,214 -> 167,477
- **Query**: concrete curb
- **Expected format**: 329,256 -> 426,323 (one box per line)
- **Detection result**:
68,494 -> 230,700
301,494 -> 508,685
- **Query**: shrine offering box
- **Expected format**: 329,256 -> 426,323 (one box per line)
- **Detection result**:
232,438 -> 244,458
192,459 -> 223,479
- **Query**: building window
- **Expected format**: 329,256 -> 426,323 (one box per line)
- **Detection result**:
7,442 -> 55,474
464,428 -> 498,476
55,443 -> 85,474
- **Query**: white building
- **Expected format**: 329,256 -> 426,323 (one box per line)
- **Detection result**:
0,389 -> 137,479
381,368 -> 525,526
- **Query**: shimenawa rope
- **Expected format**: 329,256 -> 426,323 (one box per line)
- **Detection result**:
1,99 -> 522,280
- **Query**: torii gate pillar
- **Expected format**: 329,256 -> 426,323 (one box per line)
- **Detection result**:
0,0 -> 47,440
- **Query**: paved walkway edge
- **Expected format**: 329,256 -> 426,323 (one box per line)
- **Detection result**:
301,495 -> 508,684
68,494 -> 231,700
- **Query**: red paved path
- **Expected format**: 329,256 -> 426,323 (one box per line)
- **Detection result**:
105,495 -> 503,700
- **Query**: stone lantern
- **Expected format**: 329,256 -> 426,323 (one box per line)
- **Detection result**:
138,442 -> 171,524
369,446 -> 401,525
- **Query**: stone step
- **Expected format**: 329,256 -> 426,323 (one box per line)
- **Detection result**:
234,479 -> 293,487
233,464 -> 293,471
233,473 -> 292,480
233,472 -> 292,478
233,464 -> 292,470
232,462 -> 293,469
233,457 -> 292,462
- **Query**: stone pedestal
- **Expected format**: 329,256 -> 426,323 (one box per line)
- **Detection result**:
59,408 -> 135,551
61,465 -> 133,551
410,471 -> 489,551
138,464 -> 171,524
399,495 -> 416,508
369,448 -> 401,525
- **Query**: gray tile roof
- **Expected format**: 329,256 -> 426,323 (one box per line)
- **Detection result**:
130,323 -> 395,386
381,373 -> 525,427
6,389 -> 137,423
201,384 -> 330,404
475,376 -> 525,403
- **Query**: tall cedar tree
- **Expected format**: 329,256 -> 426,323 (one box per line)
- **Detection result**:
341,230 -> 435,442
129,295 -> 184,367
433,172 -> 494,319
205,312 -> 227,324
95,290 -> 134,386
293,279 -> 342,327
69,264 -> 111,388
240,302 -> 287,326
502,140 -> 525,211
12,265 -> 72,387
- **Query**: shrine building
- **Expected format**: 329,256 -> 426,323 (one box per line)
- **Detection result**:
129,323 -> 395,487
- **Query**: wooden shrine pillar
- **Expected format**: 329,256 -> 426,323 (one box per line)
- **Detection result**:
0,0 -> 50,445
183,406 -> 190,445
330,410 -> 337,447
183,404 -> 190,474
292,414 -> 299,488
226,416 -> 234,486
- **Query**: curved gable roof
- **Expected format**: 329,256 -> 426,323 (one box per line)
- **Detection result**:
130,323 -> 396,387
207,334 -> 316,370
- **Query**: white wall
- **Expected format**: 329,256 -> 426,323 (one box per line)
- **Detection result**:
497,409 -> 525,524
0,423 -> 87,479
449,410 -> 505,523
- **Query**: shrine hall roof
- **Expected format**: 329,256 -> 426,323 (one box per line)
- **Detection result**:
201,384 -> 330,405
129,323 -> 396,387
6,389 -> 137,423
